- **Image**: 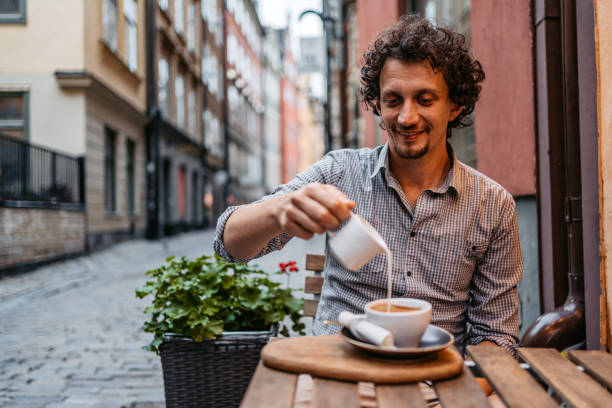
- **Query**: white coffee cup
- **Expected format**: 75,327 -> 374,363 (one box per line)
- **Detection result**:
364,298 -> 432,348
328,213 -> 388,271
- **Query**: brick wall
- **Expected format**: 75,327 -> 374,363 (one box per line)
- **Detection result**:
0,208 -> 85,270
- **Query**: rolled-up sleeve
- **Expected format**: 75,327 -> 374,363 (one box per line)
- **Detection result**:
466,194 -> 523,357
213,150 -> 348,263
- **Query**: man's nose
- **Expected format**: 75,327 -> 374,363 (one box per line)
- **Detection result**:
397,102 -> 418,126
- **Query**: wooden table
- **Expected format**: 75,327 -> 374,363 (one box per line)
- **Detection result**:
240,346 -> 612,407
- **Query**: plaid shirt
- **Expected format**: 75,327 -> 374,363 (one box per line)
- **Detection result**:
214,143 -> 522,356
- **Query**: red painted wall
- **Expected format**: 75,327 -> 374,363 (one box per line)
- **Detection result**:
471,0 -> 537,196
356,0 -> 405,147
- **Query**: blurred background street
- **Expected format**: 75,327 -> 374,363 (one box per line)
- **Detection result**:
0,229 -> 324,408
1,0 -> 611,406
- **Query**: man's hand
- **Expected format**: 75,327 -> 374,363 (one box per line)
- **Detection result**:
223,183 -> 355,260
276,183 -> 356,240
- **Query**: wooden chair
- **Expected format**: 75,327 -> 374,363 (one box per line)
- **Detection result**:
303,254 -> 325,320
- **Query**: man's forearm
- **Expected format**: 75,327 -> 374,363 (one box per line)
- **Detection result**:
223,195 -> 285,260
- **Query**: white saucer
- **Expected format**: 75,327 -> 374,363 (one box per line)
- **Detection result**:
340,324 -> 454,358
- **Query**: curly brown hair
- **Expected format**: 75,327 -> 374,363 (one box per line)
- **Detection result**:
360,14 -> 485,134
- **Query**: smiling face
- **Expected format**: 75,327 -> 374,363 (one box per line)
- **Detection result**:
377,59 -> 462,162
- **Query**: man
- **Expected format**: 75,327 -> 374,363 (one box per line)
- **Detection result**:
214,15 -> 522,359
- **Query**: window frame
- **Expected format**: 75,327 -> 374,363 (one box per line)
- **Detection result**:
104,127 -> 117,213
126,138 -> 135,215
187,87 -> 196,137
102,0 -> 118,52
0,90 -> 29,140
175,74 -> 185,129
187,2 -> 196,52
0,0 -> 27,24
158,57 -> 170,117
174,0 -> 184,35
123,0 -> 138,72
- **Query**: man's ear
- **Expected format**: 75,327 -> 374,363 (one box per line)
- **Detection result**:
375,100 -> 381,115
449,104 -> 463,122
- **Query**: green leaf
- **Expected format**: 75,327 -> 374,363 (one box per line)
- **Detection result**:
136,254 -> 305,351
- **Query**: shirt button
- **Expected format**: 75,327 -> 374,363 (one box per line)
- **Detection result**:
406,271 -> 412,277
410,231 -> 416,237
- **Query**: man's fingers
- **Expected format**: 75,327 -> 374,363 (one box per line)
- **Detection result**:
286,206 -> 326,235
291,195 -> 342,230
311,184 -> 355,223
284,220 -> 314,240
277,183 -> 356,238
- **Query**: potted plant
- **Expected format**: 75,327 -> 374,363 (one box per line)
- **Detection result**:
136,254 -> 305,408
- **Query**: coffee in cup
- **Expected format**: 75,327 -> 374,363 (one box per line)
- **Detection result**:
369,302 -> 421,313
364,298 -> 432,348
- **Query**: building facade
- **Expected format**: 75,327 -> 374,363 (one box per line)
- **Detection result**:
0,0 -> 149,270
200,0 -> 226,226
224,0 -> 265,205
278,29 -> 300,184
262,26 -> 282,194
145,0 -> 208,238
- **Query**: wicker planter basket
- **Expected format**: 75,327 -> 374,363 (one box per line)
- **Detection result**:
160,330 -> 272,408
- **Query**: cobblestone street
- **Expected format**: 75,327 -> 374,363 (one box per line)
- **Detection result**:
0,229 -> 324,408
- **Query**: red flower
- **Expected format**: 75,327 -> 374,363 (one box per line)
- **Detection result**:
279,261 -> 298,274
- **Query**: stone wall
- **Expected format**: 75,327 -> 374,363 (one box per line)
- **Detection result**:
0,207 -> 85,270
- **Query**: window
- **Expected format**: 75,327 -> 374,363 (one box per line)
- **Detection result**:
0,0 -> 26,23
124,0 -> 138,72
0,91 -> 28,139
203,110 -> 223,157
158,57 -> 170,116
188,88 -> 196,137
102,0 -> 118,51
174,0 -> 184,35
158,0 -> 168,12
126,139 -> 135,214
187,3 -> 195,52
201,45 -> 207,85
175,74 -> 185,129
104,127 -> 116,212
202,43 -> 219,96
178,166 -> 186,218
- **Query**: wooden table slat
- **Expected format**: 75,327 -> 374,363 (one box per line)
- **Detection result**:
313,378 -> 360,408
519,348 -> 612,408
240,361 -> 298,408
433,365 -> 492,408
569,350 -> 612,391
467,346 -> 557,408
376,383 -> 428,408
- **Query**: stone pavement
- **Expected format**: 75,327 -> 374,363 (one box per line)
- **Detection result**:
0,229 -> 324,408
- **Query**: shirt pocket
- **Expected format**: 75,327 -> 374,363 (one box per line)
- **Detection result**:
465,240 -> 488,262
418,233 -> 487,295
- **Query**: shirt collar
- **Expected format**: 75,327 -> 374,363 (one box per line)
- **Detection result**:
370,143 -> 389,179
370,142 -> 463,197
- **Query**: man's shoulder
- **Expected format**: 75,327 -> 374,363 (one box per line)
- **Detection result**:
327,145 -> 383,161
456,161 -> 515,204
322,145 -> 384,172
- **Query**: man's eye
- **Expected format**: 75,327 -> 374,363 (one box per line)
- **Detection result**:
384,99 -> 398,105
419,98 -> 433,105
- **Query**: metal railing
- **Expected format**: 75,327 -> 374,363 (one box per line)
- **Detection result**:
0,133 -> 84,207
